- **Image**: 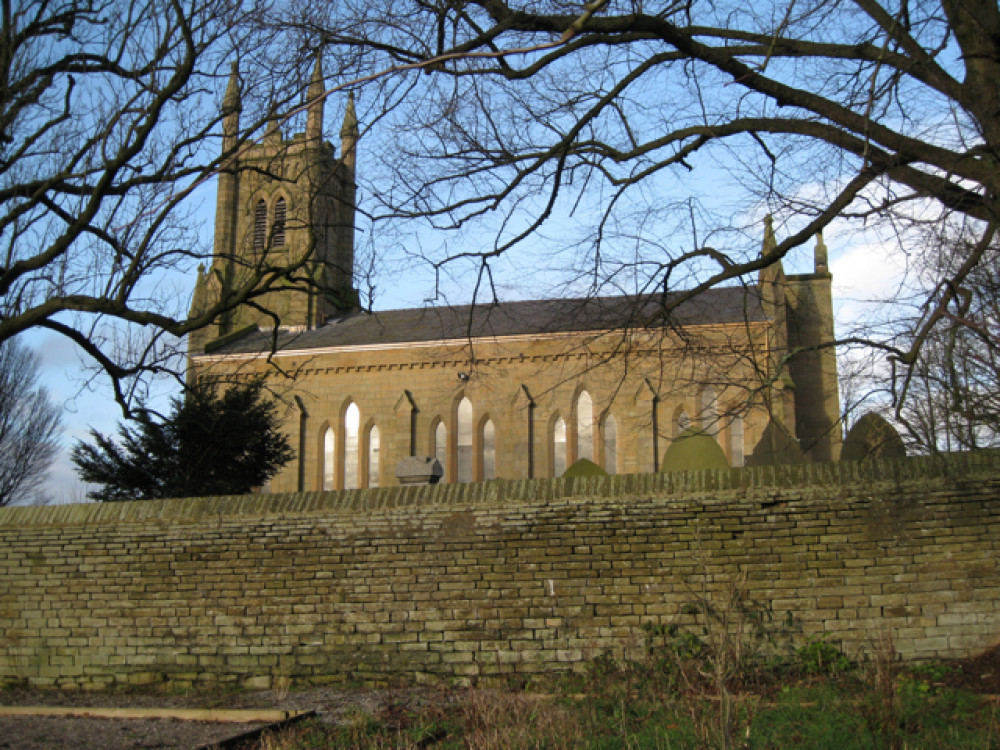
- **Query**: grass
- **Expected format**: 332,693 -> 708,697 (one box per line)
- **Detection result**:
256,664 -> 999,749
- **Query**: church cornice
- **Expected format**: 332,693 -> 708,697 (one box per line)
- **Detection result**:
191,321 -> 766,374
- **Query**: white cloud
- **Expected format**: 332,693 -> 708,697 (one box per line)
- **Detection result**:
831,237 -> 912,335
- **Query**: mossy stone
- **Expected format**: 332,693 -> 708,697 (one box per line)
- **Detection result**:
563,458 -> 609,478
660,428 -> 729,472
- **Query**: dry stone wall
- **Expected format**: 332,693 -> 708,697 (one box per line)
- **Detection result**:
1,454 -> 999,690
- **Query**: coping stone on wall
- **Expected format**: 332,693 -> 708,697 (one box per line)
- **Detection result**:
2,449 -> 999,528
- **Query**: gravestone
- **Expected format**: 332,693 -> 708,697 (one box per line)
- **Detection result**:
842,412 -> 906,462
661,428 -> 729,472
395,456 -> 444,485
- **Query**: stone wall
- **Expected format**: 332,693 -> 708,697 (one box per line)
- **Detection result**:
1,453 -> 999,690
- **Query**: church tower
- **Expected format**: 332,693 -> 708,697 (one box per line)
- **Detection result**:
783,233 -> 842,462
189,58 -> 358,352
757,219 -> 843,463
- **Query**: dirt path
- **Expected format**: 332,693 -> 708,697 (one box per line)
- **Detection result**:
0,685 -> 451,749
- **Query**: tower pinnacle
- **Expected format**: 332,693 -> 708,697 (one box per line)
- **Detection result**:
340,91 -> 358,139
815,231 -> 829,273
340,91 -> 358,170
306,55 -> 325,143
221,62 -> 241,150
762,214 -> 776,257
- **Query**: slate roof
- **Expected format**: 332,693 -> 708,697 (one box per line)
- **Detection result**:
202,285 -> 766,356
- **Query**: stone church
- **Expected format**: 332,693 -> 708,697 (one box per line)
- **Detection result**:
189,61 -> 842,492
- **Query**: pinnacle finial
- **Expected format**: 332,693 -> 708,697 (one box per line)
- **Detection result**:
265,98 -> 282,141
815,230 -> 829,272
340,91 -> 358,140
221,62 -> 241,147
308,54 -> 324,102
762,214 -> 777,256
306,54 -> 325,143
223,61 -> 240,115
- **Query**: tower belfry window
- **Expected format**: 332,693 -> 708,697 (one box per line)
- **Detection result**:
272,197 -> 286,247
253,199 -> 267,250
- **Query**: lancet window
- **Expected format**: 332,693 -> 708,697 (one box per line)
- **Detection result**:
553,417 -> 567,477
482,419 -> 496,480
457,397 -> 473,483
344,403 -> 360,489
603,415 -> 618,474
367,424 -> 380,487
577,391 -> 594,462
322,427 -> 334,491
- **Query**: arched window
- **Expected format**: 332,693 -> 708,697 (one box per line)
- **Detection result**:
730,414 -> 745,467
367,424 -> 380,487
253,199 -> 267,250
344,403 -> 360,489
434,421 -> 447,481
482,419 -> 496,480
701,387 -> 718,438
553,417 -> 567,476
676,409 -> 691,435
457,397 -> 473,483
603,415 -> 618,474
322,427 -> 335,490
577,391 -> 594,461
272,197 -> 286,247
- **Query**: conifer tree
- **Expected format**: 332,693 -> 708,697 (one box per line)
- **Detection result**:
72,381 -> 293,502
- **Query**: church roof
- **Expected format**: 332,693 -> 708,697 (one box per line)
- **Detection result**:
205,286 -> 766,355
